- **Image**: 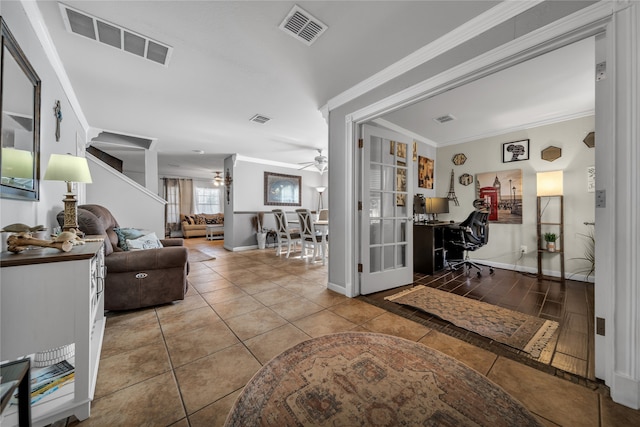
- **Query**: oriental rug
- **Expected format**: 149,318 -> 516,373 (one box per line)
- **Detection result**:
188,249 -> 216,262
385,285 -> 559,358
225,332 -> 543,427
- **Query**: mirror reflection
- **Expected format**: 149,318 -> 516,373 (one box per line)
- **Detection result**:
1,17 -> 41,200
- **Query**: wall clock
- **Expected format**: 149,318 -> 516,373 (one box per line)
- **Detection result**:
452,153 -> 467,165
459,173 -> 473,186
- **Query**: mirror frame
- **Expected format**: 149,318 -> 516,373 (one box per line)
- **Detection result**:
1,16 -> 42,201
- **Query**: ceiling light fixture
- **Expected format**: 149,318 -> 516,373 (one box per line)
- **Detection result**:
213,171 -> 224,186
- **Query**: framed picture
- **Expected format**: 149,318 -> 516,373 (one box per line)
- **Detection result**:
502,139 -> 530,163
396,161 -> 407,206
418,156 -> 434,189
264,172 -> 301,206
476,169 -> 523,224
397,142 -> 407,159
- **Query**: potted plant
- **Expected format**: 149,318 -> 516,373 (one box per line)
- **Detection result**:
544,232 -> 557,252
252,212 -> 267,249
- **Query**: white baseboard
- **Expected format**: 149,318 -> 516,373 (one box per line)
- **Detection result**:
612,372 -> 640,410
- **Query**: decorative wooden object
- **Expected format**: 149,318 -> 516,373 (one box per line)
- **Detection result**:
541,146 -> 562,162
583,131 -> 595,148
6,230 -> 84,253
452,153 -> 467,165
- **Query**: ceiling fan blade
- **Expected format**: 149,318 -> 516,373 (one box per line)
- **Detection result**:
298,164 -> 314,170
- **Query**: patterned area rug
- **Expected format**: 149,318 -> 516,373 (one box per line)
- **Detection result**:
225,332 -> 543,426
188,249 -> 216,262
385,285 -> 559,357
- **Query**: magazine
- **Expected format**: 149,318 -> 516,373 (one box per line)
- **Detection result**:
11,360 -> 75,405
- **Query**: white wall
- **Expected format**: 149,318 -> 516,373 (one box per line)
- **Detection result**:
86,155 -> 166,238
224,157 -> 328,250
1,3 -> 88,233
436,116 -> 595,279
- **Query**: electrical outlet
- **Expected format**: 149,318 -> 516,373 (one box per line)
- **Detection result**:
520,245 -> 527,254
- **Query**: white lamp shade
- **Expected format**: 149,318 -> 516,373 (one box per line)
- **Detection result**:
536,170 -> 563,196
43,154 -> 93,183
1,147 -> 34,179
316,186 -> 326,193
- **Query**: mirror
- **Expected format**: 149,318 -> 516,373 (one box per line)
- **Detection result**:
1,17 -> 41,201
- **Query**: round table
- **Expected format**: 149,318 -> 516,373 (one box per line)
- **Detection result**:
225,332 -> 543,426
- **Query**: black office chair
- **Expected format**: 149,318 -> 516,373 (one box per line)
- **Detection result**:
446,206 -> 494,277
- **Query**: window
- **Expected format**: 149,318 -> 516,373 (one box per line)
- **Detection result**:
194,182 -> 223,214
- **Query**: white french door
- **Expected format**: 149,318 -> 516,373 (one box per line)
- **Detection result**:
360,124 -> 413,295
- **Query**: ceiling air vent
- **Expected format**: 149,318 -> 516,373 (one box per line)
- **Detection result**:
279,5 -> 327,46
433,114 -> 456,124
60,3 -> 173,66
250,114 -> 272,124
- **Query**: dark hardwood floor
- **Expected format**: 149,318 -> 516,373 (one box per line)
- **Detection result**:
360,266 -> 596,387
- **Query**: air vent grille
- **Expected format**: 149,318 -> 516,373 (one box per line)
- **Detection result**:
433,114 -> 456,124
60,4 -> 172,66
279,5 -> 327,46
250,114 -> 272,124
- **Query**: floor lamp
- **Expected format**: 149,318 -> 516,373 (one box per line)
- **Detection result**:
316,186 -> 326,212
44,154 -> 93,231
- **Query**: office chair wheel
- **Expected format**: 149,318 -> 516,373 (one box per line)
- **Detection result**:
477,271 -> 482,278
490,268 -> 494,274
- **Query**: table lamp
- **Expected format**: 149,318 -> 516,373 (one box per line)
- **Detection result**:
44,154 -> 93,231
1,147 -> 34,182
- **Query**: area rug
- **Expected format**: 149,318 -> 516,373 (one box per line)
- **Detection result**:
385,285 -> 559,358
188,249 -> 216,262
225,332 -> 543,426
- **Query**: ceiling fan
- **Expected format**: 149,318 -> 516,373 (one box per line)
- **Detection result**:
213,171 -> 224,186
298,149 -> 328,175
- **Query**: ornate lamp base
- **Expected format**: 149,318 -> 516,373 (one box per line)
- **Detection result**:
62,192 -> 79,231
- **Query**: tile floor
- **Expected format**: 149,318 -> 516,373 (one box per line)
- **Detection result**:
62,238 -> 638,426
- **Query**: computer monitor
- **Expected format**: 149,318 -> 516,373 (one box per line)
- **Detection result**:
425,197 -> 449,222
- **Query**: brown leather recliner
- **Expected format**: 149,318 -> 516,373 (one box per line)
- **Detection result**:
58,204 -> 189,311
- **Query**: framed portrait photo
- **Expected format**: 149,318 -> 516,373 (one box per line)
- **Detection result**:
502,139 -> 530,163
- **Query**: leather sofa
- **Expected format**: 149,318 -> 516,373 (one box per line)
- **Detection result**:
58,204 -> 189,311
181,213 -> 224,238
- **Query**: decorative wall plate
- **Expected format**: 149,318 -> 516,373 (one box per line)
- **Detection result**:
459,173 -> 473,186
452,153 -> 467,165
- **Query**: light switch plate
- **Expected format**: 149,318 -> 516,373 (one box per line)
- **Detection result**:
596,190 -> 606,208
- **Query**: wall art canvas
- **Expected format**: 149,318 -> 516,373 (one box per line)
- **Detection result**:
502,139 -> 529,163
475,169 -> 523,224
264,172 -> 301,206
418,156 -> 434,189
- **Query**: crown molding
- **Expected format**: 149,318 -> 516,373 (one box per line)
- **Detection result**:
436,110 -> 595,147
322,0 -> 543,113
370,118 -> 437,147
233,154 -> 301,170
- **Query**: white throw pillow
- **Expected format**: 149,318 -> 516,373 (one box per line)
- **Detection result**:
126,232 -> 163,250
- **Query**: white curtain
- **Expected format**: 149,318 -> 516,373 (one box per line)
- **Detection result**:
163,178 -> 194,234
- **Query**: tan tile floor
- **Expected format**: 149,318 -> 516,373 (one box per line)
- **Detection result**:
64,238 -> 639,426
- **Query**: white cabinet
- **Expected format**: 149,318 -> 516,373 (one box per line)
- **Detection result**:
0,240 -> 106,426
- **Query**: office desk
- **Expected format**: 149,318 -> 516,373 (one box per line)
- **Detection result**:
413,223 -> 460,275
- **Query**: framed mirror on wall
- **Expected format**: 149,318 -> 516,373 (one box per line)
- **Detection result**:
1,17 -> 42,201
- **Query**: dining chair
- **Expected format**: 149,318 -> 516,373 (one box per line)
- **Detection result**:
318,209 -> 329,221
295,209 -> 328,265
272,209 -> 301,258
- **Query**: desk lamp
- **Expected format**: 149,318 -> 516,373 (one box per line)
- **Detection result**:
44,154 -> 93,231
